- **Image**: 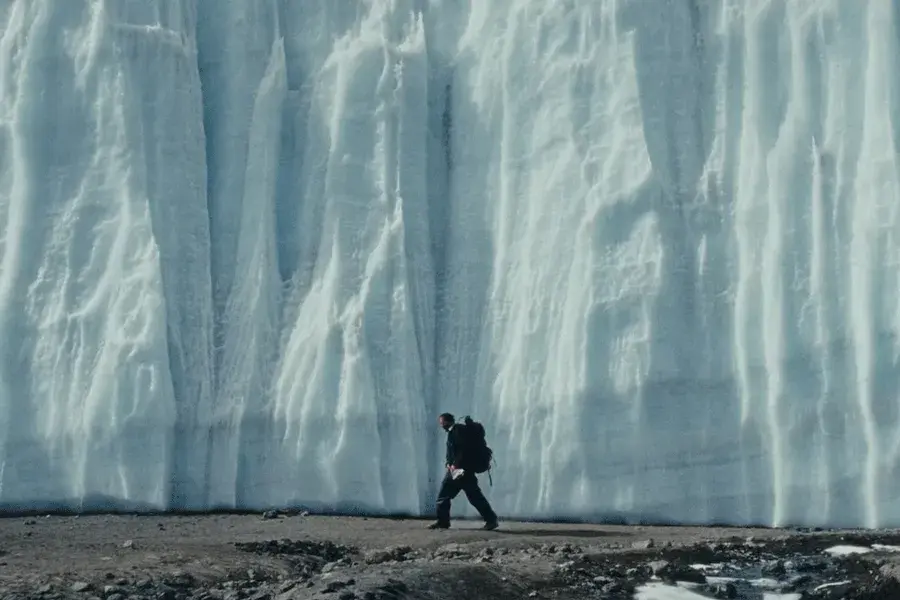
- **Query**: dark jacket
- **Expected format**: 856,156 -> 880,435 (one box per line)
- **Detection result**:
445,425 -> 467,469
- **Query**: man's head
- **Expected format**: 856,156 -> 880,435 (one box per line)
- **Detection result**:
438,413 -> 455,431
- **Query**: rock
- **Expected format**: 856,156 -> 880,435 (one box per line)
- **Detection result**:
122,539 -> 135,549
848,575 -> 900,599
262,510 -> 279,520
625,565 -> 652,579
795,558 -> 829,573
72,582 -> 91,592
647,560 -> 669,575
37,583 -> 52,594
381,579 -> 407,592
553,560 -> 576,573
654,563 -> 706,585
432,543 -> 470,560
761,559 -> 786,577
364,546 -> 412,565
880,563 -> 900,582
708,582 -> 737,598
277,582 -> 296,594
323,580 -> 351,593
235,539 -> 352,564
155,589 -> 178,600
632,539 -> 654,550
601,581 -> 634,596
166,572 -> 196,588
784,574 -> 813,591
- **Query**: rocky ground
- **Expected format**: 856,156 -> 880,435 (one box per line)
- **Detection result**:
3,512 -> 900,599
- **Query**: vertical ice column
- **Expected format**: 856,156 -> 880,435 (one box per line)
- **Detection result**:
448,0 -> 661,518
0,0 -> 212,509
271,3 -> 433,513
849,0 -> 900,529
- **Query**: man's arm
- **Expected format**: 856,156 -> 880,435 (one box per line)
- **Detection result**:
449,427 -> 465,469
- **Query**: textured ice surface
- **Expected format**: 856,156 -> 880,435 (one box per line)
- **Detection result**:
1,0 -> 899,527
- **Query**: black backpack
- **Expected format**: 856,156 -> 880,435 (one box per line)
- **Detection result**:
460,416 -> 494,478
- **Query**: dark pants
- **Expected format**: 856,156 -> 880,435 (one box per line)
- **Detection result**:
435,470 -> 497,525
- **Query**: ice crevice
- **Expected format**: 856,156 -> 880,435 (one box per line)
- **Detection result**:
0,0 -> 899,528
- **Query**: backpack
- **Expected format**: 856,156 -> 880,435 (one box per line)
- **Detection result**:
460,416 -> 494,478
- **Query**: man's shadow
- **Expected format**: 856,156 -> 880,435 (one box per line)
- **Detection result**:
492,528 -> 620,539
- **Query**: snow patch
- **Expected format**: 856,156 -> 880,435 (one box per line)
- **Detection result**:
823,545 -> 872,556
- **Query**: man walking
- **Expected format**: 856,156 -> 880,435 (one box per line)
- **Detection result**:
427,412 -> 499,530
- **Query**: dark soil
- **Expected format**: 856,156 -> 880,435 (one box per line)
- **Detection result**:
3,512 -> 900,599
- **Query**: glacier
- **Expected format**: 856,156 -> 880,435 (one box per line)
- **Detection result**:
0,0 -> 899,529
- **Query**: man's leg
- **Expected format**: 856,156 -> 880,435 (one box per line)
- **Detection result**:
430,471 -> 461,528
460,474 -> 499,527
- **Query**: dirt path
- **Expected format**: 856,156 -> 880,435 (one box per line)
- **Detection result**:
2,513 -> 899,599
1,513 -> 777,578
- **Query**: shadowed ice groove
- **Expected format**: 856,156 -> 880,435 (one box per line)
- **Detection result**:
419,2 -> 465,509
1,0 -> 900,528
107,1 -> 214,510
196,0 -> 286,510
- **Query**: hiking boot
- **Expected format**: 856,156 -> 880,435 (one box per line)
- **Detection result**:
427,521 -> 450,530
483,520 -> 499,531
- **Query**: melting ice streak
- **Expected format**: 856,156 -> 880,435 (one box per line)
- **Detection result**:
0,0 -> 899,527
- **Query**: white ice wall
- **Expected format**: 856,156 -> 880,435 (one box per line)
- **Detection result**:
1,0 -> 898,528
